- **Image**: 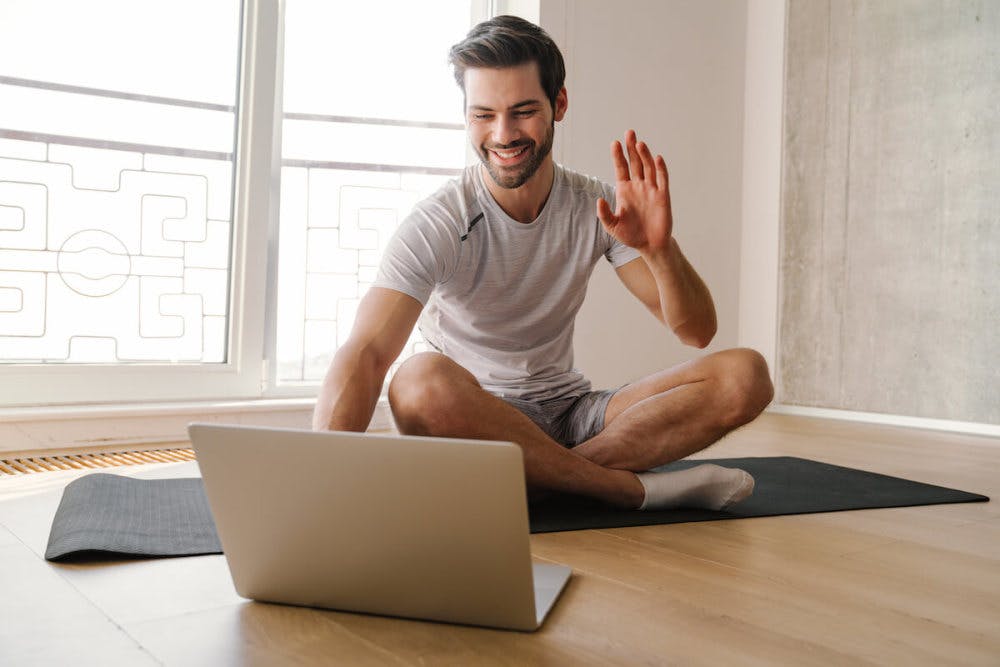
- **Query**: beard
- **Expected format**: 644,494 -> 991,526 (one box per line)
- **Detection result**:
477,121 -> 555,190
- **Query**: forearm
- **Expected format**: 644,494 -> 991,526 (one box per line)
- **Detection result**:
311,342 -> 388,431
642,239 -> 717,348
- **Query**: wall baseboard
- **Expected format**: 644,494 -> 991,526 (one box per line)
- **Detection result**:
0,398 -> 397,455
768,404 -> 1000,440
9,397 -> 993,455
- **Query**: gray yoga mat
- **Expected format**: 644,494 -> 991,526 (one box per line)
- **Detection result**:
45,474 -> 221,561
529,456 -> 988,532
45,457 -> 988,560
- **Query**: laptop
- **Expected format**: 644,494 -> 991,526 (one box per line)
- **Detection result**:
187,423 -> 572,632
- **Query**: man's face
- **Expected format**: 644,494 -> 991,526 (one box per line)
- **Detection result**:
463,62 -> 567,190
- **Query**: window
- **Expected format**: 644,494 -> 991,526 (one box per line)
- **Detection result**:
273,0 -> 470,390
0,0 -> 481,407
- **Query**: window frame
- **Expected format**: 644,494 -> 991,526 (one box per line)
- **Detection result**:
0,0 -> 502,408
0,0 -> 275,407
260,0 -> 493,398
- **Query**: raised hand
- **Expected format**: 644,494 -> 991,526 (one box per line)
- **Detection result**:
596,130 -> 673,255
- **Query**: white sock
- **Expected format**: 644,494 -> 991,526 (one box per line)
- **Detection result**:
636,464 -> 755,511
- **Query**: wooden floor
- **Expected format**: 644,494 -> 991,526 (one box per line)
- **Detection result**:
1,412 -> 998,665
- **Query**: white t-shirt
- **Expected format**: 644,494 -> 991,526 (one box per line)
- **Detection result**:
373,163 -> 640,401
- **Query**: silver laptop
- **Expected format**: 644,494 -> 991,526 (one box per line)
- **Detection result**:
188,423 -> 571,632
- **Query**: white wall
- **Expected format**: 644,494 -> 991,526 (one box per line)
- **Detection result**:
541,0 -> 750,388
738,0 -> 785,377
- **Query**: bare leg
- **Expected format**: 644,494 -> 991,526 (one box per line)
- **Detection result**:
388,353 -> 644,508
573,348 -> 774,471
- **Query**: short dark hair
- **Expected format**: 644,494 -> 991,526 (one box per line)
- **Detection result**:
448,15 -> 566,109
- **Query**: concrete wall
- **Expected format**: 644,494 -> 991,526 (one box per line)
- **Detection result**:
541,0 -> 749,389
779,0 -> 1000,424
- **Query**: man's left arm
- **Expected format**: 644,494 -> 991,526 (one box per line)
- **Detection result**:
598,130 -> 717,348
615,243 -> 716,348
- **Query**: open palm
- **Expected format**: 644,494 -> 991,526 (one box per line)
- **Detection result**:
596,130 -> 673,254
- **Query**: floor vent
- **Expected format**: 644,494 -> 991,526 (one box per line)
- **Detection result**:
0,448 -> 195,476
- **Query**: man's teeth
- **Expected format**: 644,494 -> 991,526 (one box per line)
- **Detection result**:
493,146 -> 527,159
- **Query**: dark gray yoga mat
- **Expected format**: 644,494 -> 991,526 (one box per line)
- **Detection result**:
45,474 -> 221,561
45,457 -> 988,560
529,456 -> 988,533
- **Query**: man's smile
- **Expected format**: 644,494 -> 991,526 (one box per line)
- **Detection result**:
486,143 -> 532,166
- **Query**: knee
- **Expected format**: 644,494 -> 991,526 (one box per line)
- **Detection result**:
388,352 -> 477,434
712,348 -> 774,429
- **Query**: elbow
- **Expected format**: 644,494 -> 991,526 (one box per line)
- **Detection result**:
681,331 -> 714,349
337,338 -> 392,378
674,317 -> 717,349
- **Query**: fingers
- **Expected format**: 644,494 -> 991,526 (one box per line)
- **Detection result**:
637,140 -> 656,184
610,140 -> 630,182
655,154 -> 669,191
614,129 -> 669,190
625,130 -> 643,180
596,197 -> 617,229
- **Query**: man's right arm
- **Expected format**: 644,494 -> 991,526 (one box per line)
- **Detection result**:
311,287 -> 424,431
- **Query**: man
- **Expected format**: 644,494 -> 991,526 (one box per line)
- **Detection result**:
313,16 -> 773,510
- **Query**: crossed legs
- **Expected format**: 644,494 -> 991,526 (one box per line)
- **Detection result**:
573,349 -> 774,470
388,348 -> 773,509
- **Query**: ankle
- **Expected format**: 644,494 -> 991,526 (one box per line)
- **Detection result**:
635,465 -> 755,511
618,471 -> 645,509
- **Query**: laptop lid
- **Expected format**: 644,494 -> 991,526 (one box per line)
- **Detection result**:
188,423 -> 569,631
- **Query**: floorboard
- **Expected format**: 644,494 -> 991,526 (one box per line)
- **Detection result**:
1,412 -> 997,665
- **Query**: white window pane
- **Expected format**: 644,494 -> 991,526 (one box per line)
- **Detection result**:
0,0 -> 240,105
276,167 -> 457,383
0,0 -> 241,364
0,85 -> 236,155
276,0 -> 473,386
282,120 -> 466,171
282,0 -> 469,122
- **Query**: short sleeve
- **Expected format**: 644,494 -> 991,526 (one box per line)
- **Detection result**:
372,203 -> 462,306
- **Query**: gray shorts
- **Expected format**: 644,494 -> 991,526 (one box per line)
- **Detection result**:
500,389 -> 618,447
